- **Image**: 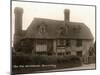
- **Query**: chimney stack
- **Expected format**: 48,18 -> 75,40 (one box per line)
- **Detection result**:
64,9 -> 70,23
14,7 -> 23,35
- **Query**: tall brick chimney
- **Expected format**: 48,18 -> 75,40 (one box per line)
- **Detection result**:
14,7 -> 23,35
14,7 -> 23,50
64,9 -> 70,23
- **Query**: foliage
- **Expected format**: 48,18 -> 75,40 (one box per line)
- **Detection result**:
12,54 -> 82,67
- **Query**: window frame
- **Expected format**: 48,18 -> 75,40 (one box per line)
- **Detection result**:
76,39 -> 82,47
76,51 -> 82,57
57,39 -> 66,47
66,40 -> 70,47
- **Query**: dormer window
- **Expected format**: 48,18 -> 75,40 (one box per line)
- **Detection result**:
40,25 -> 45,33
38,23 -> 46,34
59,27 -> 66,36
73,25 -> 81,33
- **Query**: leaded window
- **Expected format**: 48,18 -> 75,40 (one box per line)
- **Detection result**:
76,40 -> 82,47
57,40 -> 66,47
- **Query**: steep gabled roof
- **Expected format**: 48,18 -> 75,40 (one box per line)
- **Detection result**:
24,18 -> 93,40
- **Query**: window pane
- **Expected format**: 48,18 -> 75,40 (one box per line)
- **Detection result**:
66,40 -> 70,47
57,40 -> 65,46
76,51 -> 82,57
66,51 -> 71,55
76,40 -> 82,47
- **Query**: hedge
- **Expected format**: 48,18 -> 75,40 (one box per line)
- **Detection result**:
12,54 -> 82,67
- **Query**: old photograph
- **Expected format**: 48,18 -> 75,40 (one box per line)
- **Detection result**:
11,1 -> 96,74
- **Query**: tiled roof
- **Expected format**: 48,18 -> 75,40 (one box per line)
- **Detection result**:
24,18 -> 93,40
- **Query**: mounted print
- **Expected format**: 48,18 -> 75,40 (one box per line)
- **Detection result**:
11,0 -> 96,74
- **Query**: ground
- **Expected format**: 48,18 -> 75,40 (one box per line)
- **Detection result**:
39,64 -> 95,72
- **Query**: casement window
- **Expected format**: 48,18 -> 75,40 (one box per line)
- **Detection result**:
66,51 -> 71,55
36,52 -> 47,56
60,28 -> 65,36
76,51 -> 82,57
57,40 -> 71,47
57,40 -> 66,47
38,23 -> 46,34
36,40 -> 46,45
72,25 -> 81,33
76,40 -> 82,47
57,53 -> 64,56
66,40 -> 70,47
40,26 -> 45,33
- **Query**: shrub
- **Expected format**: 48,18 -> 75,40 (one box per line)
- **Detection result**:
12,54 -> 82,68
12,54 -> 32,65
56,55 -> 82,67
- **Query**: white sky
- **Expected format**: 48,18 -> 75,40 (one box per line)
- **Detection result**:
12,1 -> 95,41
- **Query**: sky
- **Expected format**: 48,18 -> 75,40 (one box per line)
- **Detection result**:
12,1 -> 95,42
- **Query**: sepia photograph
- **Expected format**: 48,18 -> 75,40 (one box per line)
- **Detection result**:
11,0 -> 96,74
